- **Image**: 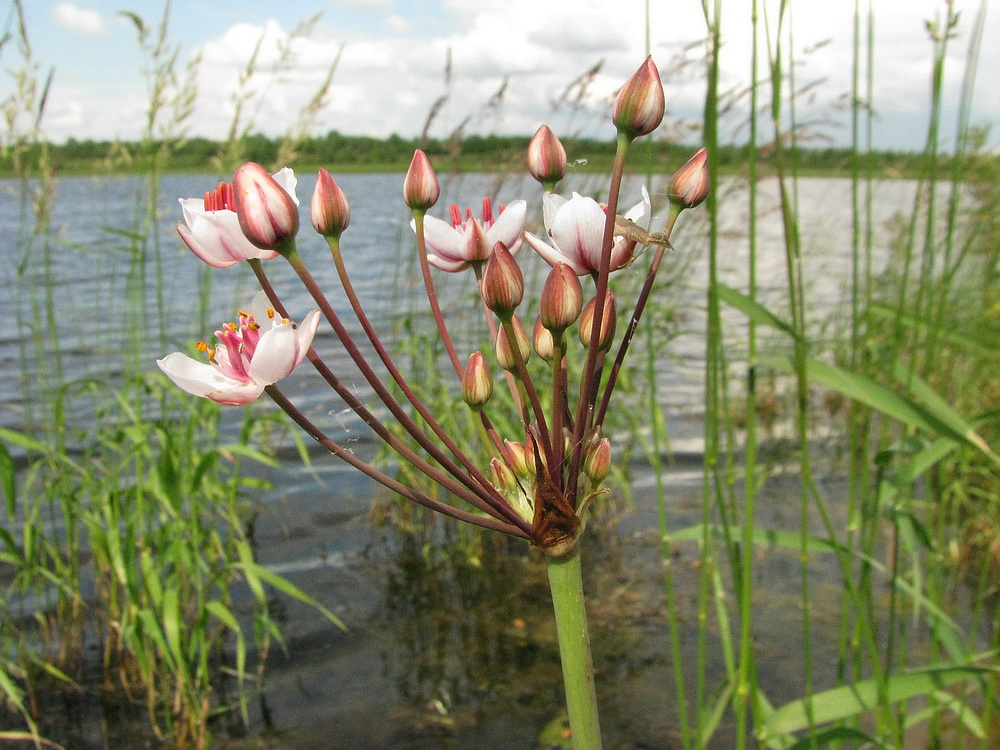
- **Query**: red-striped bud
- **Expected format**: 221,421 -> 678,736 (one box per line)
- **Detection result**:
234,162 -> 299,251
481,242 -> 524,316
583,435 -> 612,485
311,168 -> 351,237
403,149 -> 440,210
540,262 -> 583,333
461,352 -> 493,409
533,317 -> 555,361
504,440 -> 532,479
495,315 -> 530,371
612,56 -> 664,140
579,292 -> 617,352
667,148 -> 709,209
527,124 -> 567,186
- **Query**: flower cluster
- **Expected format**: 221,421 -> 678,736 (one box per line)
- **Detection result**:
157,56 -> 708,556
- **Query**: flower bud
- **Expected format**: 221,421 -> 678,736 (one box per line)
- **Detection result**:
481,242 -> 524,316
504,440 -> 532,479
234,162 -> 300,250
495,315 -> 530,371
533,317 -> 555,361
527,125 -> 567,186
403,149 -> 440,210
667,148 -> 709,209
525,430 -> 547,474
583,435 -> 612,485
579,291 -> 617,351
540,263 -> 583,333
311,168 -> 351,237
612,56 -> 664,140
461,352 -> 493,409
489,457 -> 518,495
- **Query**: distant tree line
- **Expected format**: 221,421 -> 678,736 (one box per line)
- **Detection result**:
0,129 -> 936,178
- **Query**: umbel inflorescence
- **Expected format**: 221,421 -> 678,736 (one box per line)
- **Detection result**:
157,56 -> 708,557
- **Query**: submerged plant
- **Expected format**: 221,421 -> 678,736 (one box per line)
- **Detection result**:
157,56 -> 707,748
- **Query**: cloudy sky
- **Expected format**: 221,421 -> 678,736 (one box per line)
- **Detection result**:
5,0 -> 998,151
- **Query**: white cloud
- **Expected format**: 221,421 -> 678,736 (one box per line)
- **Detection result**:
52,3 -> 107,38
384,15 -> 408,34
35,0 -> 1000,150
333,0 -> 394,9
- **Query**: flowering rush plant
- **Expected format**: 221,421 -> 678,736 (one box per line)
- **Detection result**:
157,56 -> 707,749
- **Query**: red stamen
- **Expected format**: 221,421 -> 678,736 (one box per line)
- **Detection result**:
481,197 -> 493,224
204,182 -> 236,212
449,204 -> 462,228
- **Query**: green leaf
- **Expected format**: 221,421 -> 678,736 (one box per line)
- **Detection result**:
234,559 -> 346,632
761,355 -> 996,463
0,441 -> 15,517
887,358 -> 998,459
785,726 -> 885,749
716,282 -> 801,340
759,666 -> 994,740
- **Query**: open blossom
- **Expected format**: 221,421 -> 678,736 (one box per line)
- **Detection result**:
157,292 -> 320,406
176,179 -> 286,268
523,188 -> 650,277
414,197 -> 526,272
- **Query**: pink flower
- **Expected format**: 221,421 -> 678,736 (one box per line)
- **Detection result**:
415,197 -> 527,273
176,180 -> 283,268
157,292 -> 319,406
523,188 -> 650,277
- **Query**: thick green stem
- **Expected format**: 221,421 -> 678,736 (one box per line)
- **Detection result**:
546,546 -> 602,750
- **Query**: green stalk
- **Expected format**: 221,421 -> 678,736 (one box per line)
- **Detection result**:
736,3 -> 761,745
546,546 -> 602,750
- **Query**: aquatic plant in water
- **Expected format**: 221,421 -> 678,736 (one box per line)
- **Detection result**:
157,56 -> 707,749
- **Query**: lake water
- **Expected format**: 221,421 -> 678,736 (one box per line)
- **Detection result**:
0,171 -> 948,748
1,169 -> 913,448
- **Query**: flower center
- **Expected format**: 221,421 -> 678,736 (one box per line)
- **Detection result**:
199,308 -> 273,382
204,182 -> 236,212
448,197 -> 504,231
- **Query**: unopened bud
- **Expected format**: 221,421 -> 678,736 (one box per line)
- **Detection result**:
311,168 -> 351,237
461,352 -> 493,409
667,148 -> 709,209
583,435 -> 612,484
579,292 -> 617,351
525,430 -> 548,474
403,149 -> 440,210
612,56 -> 664,140
533,317 -> 555,361
489,457 -> 518,494
527,125 -> 567,186
495,315 -> 531,371
481,242 -> 524,316
540,262 -> 583,332
504,440 -> 532,479
234,162 -> 300,251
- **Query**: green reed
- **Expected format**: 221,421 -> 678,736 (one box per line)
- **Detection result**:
648,1 -> 1000,748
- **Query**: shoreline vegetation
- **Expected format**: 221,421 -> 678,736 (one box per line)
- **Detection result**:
0,131 -> 961,179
